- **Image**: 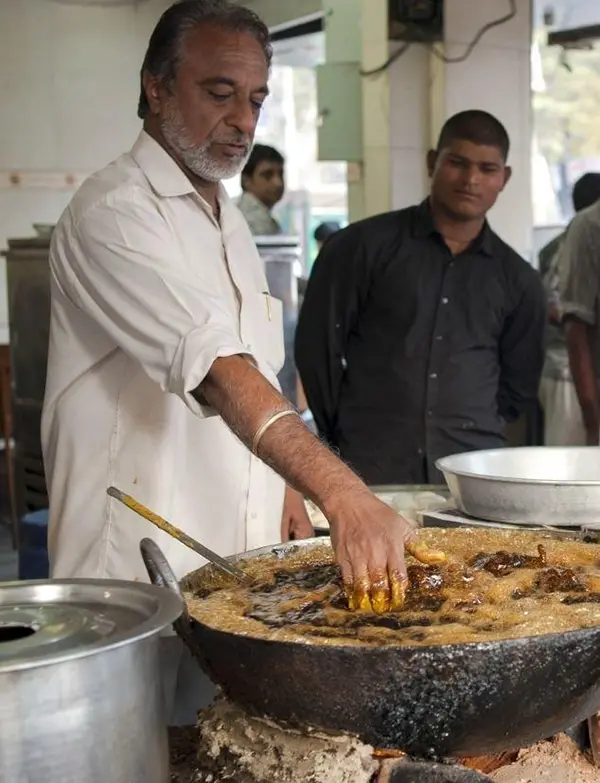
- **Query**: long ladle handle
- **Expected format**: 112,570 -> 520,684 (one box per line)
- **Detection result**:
109,486 -> 249,584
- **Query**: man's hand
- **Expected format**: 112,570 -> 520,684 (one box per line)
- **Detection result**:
548,302 -> 562,326
197,356 -> 443,614
324,487 -> 414,614
324,487 -> 446,614
281,485 -> 314,542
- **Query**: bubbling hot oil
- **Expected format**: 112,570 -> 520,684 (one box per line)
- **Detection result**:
184,528 -> 600,648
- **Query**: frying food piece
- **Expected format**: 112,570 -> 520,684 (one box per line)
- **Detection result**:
408,565 -> 445,592
469,544 -> 547,576
406,539 -> 447,565
535,567 -> 586,593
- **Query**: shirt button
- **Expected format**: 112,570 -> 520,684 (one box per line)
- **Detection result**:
441,297 -> 449,305
417,448 -> 424,456
250,512 -> 257,520
435,334 -> 443,341
427,409 -> 433,416
429,372 -> 437,379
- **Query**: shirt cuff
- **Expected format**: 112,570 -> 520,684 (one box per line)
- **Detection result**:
561,300 -> 595,326
168,325 -> 254,417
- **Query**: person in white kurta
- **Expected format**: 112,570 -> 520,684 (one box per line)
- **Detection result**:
43,128 -> 287,583
42,2 -> 420,722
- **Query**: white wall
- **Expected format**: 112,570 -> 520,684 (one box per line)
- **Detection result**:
388,0 -> 533,259
442,0 -> 533,260
240,0 -> 321,29
0,0 -> 175,342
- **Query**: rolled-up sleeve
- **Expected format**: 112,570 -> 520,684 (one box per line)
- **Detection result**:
559,211 -> 600,326
51,189 -> 251,416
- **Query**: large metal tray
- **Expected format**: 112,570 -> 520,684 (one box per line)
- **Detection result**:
436,447 -> 600,528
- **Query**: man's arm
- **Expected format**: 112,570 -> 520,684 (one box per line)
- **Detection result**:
497,267 -> 547,422
559,213 -> 600,444
60,193 -> 420,611
565,320 -> 599,444
197,354 -> 420,609
294,229 -> 369,444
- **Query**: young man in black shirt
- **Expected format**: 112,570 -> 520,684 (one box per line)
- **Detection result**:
295,110 -> 546,485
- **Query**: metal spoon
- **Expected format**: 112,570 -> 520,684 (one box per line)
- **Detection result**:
106,486 -> 251,584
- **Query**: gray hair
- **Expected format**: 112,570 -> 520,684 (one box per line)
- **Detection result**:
137,0 -> 272,119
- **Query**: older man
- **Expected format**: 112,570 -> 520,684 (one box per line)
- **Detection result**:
42,0 -> 417,722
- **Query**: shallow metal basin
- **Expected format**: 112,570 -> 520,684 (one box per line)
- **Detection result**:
436,447 -> 600,527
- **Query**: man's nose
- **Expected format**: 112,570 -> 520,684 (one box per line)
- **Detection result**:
464,164 -> 482,186
228,97 -> 258,136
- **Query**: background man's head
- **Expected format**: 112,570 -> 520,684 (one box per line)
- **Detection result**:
241,144 -> 285,208
314,221 -> 341,250
572,173 -> 600,213
427,110 -> 511,223
138,0 -> 272,183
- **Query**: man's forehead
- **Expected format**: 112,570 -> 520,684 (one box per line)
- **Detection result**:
179,23 -> 269,80
443,139 -> 505,163
257,160 -> 283,172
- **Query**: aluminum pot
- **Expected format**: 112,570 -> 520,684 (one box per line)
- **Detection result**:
0,577 -> 182,783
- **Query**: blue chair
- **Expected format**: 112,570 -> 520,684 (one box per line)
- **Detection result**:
18,509 -> 49,580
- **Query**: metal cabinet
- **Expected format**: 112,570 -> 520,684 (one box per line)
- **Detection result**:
255,235 -> 302,405
2,235 -> 51,517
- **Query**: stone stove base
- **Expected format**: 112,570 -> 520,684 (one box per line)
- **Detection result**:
168,699 -> 485,783
169,699 -> 600,783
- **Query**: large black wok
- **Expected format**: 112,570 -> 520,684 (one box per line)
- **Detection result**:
140,535 -> 600,759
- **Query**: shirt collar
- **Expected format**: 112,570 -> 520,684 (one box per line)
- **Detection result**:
238,191 -> 271,213
412,198 -> 494,257
129,130 -> 230,208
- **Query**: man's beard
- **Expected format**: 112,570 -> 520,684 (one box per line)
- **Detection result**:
160,104 -> 251,182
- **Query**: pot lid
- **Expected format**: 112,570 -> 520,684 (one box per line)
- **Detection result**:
0,579 -> 182,673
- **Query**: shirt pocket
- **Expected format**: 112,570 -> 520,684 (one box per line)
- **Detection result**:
247,291 -> 285,376
461,275 -> 506,341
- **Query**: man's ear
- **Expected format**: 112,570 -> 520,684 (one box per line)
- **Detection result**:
142,71 -> 163,116
502,165 -> 512,190
426,149 -> 438,178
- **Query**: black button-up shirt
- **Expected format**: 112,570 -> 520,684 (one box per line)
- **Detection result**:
295,200 -> 546,485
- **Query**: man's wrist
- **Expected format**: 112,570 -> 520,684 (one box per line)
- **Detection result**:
319,479 -> 368,521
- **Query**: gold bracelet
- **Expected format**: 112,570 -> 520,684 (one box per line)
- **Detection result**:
252,410 -> 299,454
